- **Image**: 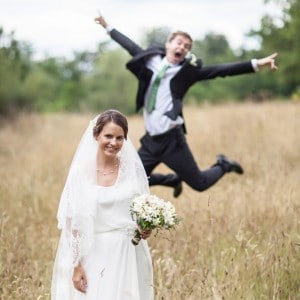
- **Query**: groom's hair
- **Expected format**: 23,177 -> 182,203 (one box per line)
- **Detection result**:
167,31 -> 193,46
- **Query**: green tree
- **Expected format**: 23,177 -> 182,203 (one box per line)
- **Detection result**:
141,26 -> 171,47
0,28 -> 32,115
187,33 -> 242,103
249,0 -> 300,97
83,48 -> 136,114
193,32 -> 236,64
33,53 -> 93,111
21,66 -> 58,111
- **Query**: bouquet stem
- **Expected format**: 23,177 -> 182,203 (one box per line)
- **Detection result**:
131,228 -> 142,246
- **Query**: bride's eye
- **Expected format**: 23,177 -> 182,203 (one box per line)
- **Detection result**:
117,136 -> 124,142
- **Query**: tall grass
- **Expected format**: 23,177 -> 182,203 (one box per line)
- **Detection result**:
0,102 -> 299,299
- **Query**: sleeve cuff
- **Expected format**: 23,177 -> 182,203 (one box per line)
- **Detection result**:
106,25 -> 114,34
251,59 -> 259,72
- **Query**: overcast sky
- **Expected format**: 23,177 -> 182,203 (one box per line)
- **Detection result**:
0,0 -> 281,59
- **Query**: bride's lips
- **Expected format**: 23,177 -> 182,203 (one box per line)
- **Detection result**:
106,145 -> 118,153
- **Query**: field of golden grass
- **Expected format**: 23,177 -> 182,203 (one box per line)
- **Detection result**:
0,101 -> 299,299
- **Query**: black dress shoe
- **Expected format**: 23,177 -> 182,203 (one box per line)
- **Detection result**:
173,182 -> 183,198
217,154 -> 244,174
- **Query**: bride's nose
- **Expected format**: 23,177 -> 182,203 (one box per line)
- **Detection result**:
110,138 -> 117,146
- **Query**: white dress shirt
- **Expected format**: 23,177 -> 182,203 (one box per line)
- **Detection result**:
144,56 -> 184,136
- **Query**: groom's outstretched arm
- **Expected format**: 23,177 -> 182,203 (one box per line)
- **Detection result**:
95,15 -> 143,56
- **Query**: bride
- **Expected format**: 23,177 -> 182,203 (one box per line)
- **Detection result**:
51,110 -> 154,299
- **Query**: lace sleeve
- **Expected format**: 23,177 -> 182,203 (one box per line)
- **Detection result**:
58,177 -> 96,267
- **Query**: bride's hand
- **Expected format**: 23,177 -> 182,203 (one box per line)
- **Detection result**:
73,263 -> 88,293
140,228 -> 152,240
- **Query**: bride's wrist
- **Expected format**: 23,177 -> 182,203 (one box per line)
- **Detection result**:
74,261 -> 82,270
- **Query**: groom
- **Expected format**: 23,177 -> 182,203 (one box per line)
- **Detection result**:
95,15 -> 278,197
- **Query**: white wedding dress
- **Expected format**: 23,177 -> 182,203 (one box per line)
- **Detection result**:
51,116 -> 153,300
76,179 -> 153,299
51,165 -> 154,300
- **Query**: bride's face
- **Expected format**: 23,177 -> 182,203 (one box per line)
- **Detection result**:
96,121 -> 125,157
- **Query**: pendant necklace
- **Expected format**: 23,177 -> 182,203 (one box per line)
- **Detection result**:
96,160 -> 119,176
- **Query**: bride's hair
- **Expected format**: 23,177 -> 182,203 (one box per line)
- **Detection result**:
93,110 -> 128,139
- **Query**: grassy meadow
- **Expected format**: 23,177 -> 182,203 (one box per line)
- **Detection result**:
0,101 -> 299,299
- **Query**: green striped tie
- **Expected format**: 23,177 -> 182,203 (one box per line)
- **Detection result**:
146,64 -> 170,113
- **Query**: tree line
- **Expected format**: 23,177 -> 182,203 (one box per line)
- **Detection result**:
0,0 -> 299,117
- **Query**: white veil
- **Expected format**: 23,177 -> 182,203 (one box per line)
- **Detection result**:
51,114 -> 149,299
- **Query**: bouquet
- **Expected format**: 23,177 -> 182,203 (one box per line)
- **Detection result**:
130,194 -> 181,246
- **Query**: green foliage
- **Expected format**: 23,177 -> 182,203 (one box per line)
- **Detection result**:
249,0 -> 300,96
187,33 -> 246,103
141,26 -> 171,47
0,0 -> 299,115
193,32 -> 236,64
21,66 -> 58,110
82,49 -> 137,114
0,28 -> 32,115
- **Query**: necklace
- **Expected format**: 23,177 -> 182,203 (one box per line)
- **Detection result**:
96,161 -> 119,176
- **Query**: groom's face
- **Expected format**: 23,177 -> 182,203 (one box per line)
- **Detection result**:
165,34 -> 192,65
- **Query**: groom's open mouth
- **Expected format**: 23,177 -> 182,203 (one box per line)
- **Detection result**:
175,52 -> 182,59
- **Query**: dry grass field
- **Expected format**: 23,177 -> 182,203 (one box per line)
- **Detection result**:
0,101 -> 299,299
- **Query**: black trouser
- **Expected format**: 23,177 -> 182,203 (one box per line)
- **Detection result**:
138,126 -> 226,192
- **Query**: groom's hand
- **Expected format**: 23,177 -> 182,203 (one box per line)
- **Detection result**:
95,16 -> 108,29
257,52 -> 278,70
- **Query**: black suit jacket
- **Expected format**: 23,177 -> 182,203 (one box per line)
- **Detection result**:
110,28 -> 255,131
